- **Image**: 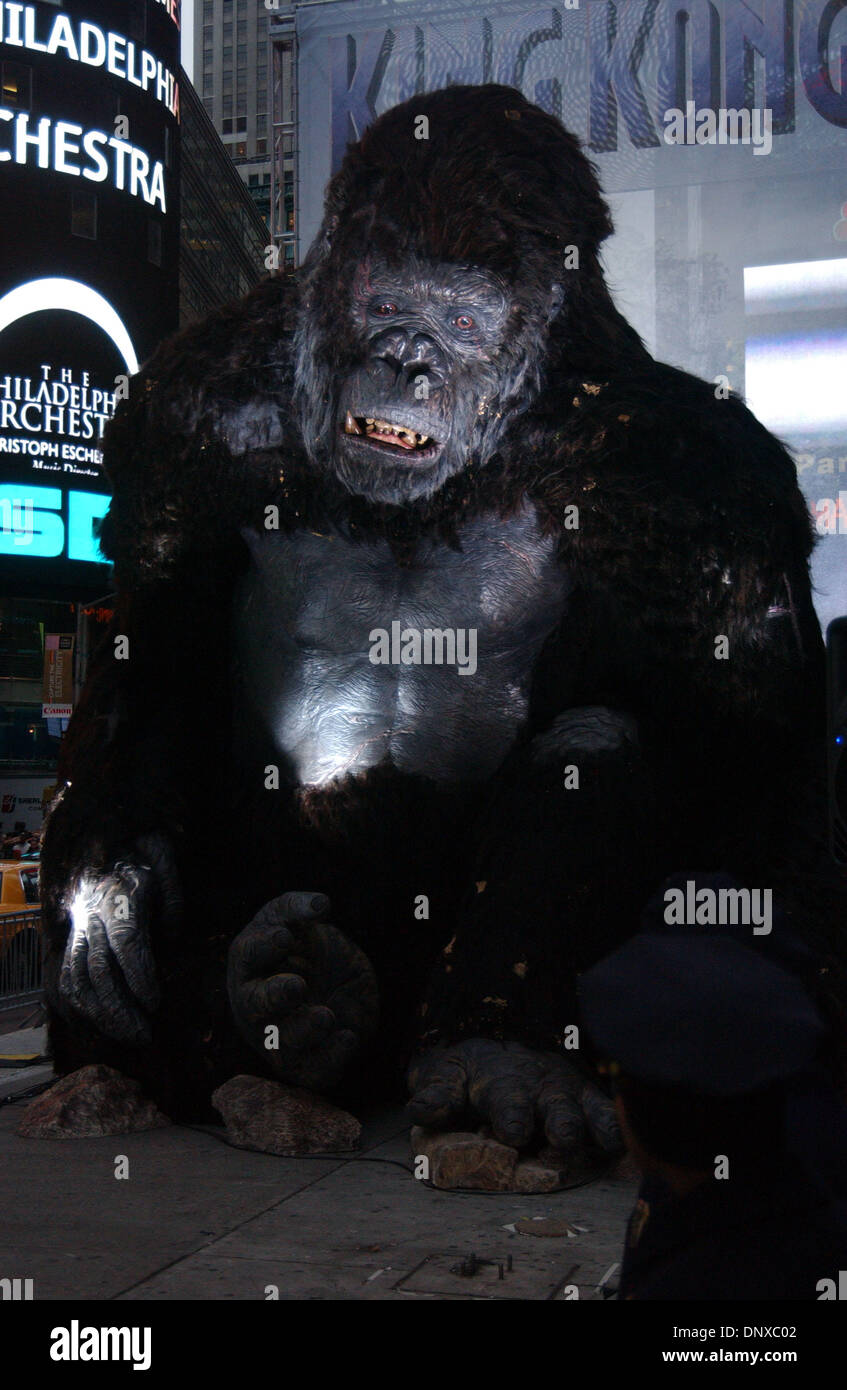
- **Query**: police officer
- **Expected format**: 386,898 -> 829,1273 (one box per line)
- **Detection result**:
579,876 -> 847,1300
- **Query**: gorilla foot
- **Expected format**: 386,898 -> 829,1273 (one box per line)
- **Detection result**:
16,1064 -> 170,1139
407,1038 -> 623,1191
211,1074 -> 361,1155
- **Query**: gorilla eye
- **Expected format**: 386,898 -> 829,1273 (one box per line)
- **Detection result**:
454,313 -> 475,331
374,301 -> 398,317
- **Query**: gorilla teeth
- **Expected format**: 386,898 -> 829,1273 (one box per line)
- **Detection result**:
345,415 -> 433,449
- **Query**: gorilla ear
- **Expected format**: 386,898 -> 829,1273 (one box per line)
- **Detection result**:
547,283 -> 565,324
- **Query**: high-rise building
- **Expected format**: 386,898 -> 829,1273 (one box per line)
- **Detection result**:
180,72 -> 270,321
268,6 -> 297,267
195,0 -> 295,251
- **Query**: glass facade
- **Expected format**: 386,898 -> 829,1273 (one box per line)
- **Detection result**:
179,75 -> 269,323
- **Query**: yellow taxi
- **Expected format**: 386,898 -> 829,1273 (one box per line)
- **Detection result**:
0,860 -> 40,910
0,859 -> 40,934
0,861 -> 41,992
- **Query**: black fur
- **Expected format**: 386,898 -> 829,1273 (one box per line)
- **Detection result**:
40,86 -> 844,1122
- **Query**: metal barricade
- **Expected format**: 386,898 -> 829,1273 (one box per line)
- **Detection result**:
0,910 -> 42,1008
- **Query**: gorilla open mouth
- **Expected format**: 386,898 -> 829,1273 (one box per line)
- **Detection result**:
342,411 -> 442,461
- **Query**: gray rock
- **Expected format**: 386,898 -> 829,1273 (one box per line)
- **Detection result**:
513,1157 -> 569,1193
211,1075 -> 361,1155
411,1126 -> 519,1190
16,1065 -> 171,1138
411,1128 -> 605,1192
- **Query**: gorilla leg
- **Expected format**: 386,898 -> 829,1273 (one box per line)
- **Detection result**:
419,706 -> 660,1052
408,708 -> 659,1156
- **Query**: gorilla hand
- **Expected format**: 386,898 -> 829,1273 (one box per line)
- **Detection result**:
407,1038 -> 622,1155
227,892 -> 379,1091
58,836 -> 177,1046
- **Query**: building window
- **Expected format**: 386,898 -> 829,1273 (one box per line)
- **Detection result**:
236,116 -> 247,131
147,219 -> 162,266
1,61 -> 31,110
256,115 -> 267,134
203,75 -> 213,97
235,141 -> 247,158
222,118 -> 233,134
204,1 -> 214,19
256,138 -> 267,155
70,190 -> 97,239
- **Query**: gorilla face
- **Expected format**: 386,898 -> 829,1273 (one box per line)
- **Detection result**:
297,250 -> 563,507
292,82 -> 626,508
335,256 -> 516,504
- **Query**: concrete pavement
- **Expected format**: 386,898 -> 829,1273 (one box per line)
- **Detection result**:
0,1027 -> 637,1301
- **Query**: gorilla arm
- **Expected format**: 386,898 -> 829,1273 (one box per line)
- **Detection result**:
41,279 -> 300,1110
408,365 -> 827,1142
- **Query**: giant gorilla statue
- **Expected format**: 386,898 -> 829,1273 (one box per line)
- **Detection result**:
41,86 -> 837,1153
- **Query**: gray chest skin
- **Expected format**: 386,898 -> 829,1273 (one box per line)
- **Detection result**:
232,502 -> 570,787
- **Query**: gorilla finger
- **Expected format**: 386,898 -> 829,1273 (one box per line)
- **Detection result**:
268,892 -> 331,925
101,915 -> 160,1012
479,1086 -> 536,1148
84,913 -> 127,1008
61,931 -> 100,1022
538,1091 -> 586,1151
580,1081 -> 623,1153
134,833 -> 182,925
236,926 -> 295,978
406,1067 -> 469,1128
84,914 -> 152,1044
240,971 -> 306,1021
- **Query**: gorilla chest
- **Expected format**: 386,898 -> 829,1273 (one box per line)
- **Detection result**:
232,505 -> 569,786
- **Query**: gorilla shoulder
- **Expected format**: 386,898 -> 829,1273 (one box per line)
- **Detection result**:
565,358 -> 805,510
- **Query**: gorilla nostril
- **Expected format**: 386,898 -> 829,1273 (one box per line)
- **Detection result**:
373,352 -> 404,376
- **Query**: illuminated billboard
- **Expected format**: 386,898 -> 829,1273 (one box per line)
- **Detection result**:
0,0 -> 181,595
